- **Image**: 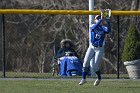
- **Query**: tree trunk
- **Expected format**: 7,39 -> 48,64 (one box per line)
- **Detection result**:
130,0 -> 139,24
38,44 -> 46,73
130,0 -> 140,10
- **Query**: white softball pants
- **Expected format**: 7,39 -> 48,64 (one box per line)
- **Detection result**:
83,44 -> 104,72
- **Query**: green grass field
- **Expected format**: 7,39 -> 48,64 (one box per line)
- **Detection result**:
0,79 -> 140,93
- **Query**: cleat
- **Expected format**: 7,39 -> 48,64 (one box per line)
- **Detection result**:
94,79 -> 101,86
79,79 -> 87,85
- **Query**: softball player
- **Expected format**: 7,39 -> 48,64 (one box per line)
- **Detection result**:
79,10 -> 111,86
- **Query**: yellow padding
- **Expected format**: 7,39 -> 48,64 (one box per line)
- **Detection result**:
0,9 -> 140,15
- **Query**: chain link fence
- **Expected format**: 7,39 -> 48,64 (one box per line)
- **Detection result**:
1,13 -> 139,79
0,0 -> 140,79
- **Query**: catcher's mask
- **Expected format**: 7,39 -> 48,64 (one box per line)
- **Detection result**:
60,39 -> 73,48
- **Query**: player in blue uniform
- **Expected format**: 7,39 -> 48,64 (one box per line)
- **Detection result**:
79,10 -> 111,86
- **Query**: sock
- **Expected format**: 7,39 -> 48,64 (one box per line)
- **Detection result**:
82,72 -> 87,79
95,70 -> 101,80
82,67 -> 88,79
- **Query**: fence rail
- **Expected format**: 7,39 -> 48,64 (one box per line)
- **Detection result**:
0,9 -> 140,15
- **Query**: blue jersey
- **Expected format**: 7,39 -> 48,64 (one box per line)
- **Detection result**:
89,19 -> 111,47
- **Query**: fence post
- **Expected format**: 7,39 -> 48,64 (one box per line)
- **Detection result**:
2,14 -> 6,78
117,16 -> 120,79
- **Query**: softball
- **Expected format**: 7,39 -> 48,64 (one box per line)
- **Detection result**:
104,12 -> 108,17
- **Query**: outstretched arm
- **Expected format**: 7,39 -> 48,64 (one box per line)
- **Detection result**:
104,19 -> 111,33
90,19 -> 103,30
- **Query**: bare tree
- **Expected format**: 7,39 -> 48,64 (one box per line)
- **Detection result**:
1,0 -> 139,75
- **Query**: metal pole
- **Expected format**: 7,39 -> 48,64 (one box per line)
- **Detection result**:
117,16 -> 120,79
89,0 -> 94,25
89,0 -> 95,76
2,14 -> 6,78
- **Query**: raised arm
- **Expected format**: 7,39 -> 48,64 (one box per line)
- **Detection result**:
90,19 -> 103,30
103,19 -> 111,33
